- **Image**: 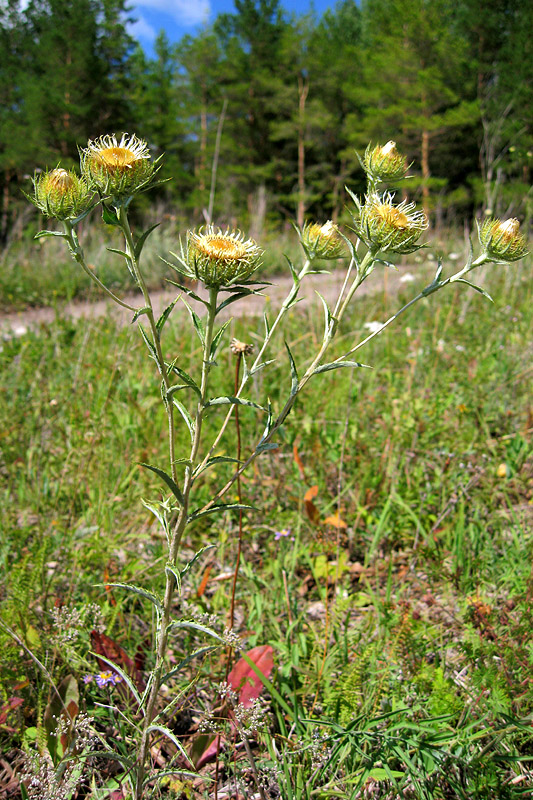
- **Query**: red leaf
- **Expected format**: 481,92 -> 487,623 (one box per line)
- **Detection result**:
91,631 -> 145,692
228,644 -> 274,708
194,733 -> 221,769
0,697 -> 23,726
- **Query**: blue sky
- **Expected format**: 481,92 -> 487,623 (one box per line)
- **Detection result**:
129,1 -> 338,55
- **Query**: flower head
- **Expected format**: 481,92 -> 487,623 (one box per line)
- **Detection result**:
300,220 -> 345,260
31,167 -> 92,220
80,133 -> 155,200
363,141 -> 408,184
479,217 -> 528,262
354,193 -> 428,254
186,226 -> 263,288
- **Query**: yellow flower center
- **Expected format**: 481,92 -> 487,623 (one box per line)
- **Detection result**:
92,146 -> 140,171
46,168 -> 76,195
374,203 -> 409,230
197,236 -> 247,261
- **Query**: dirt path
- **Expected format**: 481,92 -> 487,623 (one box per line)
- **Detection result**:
0,267 -> 412,338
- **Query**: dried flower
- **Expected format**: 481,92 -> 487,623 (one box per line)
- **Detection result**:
300,220 -> 345,260
31,168 -> 92,220
186,226 -> 263,288
363,141 -> 408,183
80,133 -> 155,200
354,193 -> 428,254
230,338 -> 254,356
478,217 -> 528,262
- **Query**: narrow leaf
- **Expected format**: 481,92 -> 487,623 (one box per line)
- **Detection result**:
455,278 -> 493,301
132,306 -> 150,323
314,360 -> 369,374
106,246 -> 130,259
168,365 -> 201,398
316,291 -> 334,338
255,441 -> 278,453
139,462 -> 185,506
181,543 -> 217,576
138,324 -> 157,359
210,319 -> 231,357
34,230 -> 67,239
250,359 -> 275,376
134,223 -> 160,261
216,290 -> 257,315
205,396 -> 265,411
188,503 -> 255,523
104,583 -> 162,613
165,564 -> 181,591
172,399 -> 195,440
285,341 -> 299,396
161,646 -> 218,683
193,456 -> 241,478
142,499 -> 170,546
168,620 -> 224,641
180,297 -> 205,345
102,205 -> 119,226
156,297 -> 178,335
166,279 -> 208,307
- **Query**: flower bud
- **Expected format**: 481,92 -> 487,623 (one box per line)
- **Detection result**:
80,133 -> 155,200
300,220 -> 345,260
479,217 -> 528,262
355,193 -> 428,254
363,141 -> 408,183
31,168 -> 92,220
186,226 -> 263,288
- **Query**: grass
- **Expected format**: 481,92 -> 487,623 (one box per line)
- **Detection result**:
0,256 -> 532,798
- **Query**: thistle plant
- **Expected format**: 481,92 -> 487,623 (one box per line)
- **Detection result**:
26,133 -> 529,797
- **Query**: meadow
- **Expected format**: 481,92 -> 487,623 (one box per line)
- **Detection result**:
1,242 -> 532,798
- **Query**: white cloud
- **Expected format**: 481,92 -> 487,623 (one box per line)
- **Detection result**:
128,13 -> 157,43
135,0 -> 211,27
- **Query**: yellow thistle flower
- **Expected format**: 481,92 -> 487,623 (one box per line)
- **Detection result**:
363,141 -> 408,183
80,133 -> 155,200
479,217 -> 528,262
300,220 -> 345,260
355,193 -> 428,254
186,226 -> 263,288
31,167 -> 92,220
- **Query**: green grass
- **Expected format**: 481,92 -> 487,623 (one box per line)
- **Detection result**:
0,259 -> 532,798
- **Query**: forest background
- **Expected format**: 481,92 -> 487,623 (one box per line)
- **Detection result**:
1,0 -> 533,255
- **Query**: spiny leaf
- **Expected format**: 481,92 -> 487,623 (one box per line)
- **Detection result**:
455,278 -> 493,301
167,365 -> 201,398
188,503 -> 255,523
161,646 -> 218,683
255,441 -> 278,453
165,565 -> 181,592
156,296 -> 178,335
34,230 -> 68,239
210,319 -> 231,357
104,583 -> 162,613
102,205 -> 120,226
134,223 -> 160,261
180,297 -> 205,345
172,399 -> 195,441
132,306 -> 150,323
141,499 -> 171,546
138,324 -> 157,359
139,462 -> 184,505
166,278 -> 208,307
250,359 -> 275,376
204,396 -> 265,411
193,456 -> 241,478
106,246 -> 130,259
181,543 -> 217,576
314,360 -> 370,374
168,620 -> 224,641
316,290 -> 334,339
285,341 -> 299,397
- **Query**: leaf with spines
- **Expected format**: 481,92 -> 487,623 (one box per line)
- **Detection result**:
106,246 -> 130,260
316,291 -> 335,340
204,396 -> 265,411
145,725 -> 192,766
156,297 -> 179,335
132,306 -> 150,323
138,324 -> 157,359
142,498 -> 171,546
193,456 -> 242,478
255,441 -> 278,453
250,359 -> 275,376
34,230 -> 68,240
179,297 -> 205,345
181,543 -> 217,576
188,503 -> 255,523
166,278 -> 209,307
167,365 -> 202,399
172,399 -> 195,440
165,564 -> 181,592
314,360 -> 370,375
285,342 -> 299,397
102,205 -> 120,226
454,279 -> 493,302
139,462 -> 185,505
134,223 -> 160,261
210,319 -> 232,358
103,583 -> 162,613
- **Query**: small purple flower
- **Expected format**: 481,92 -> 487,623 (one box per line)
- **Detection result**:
95,670 -> 115,687
274,528 -> 292,541
83,674 -> 93,684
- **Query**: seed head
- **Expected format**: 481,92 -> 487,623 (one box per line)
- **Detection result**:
186,226 -> 263,288
300,220 -> 345,260
31,168 -> 92,220
355,193 -> 428,254
81,133 -> 155,200
363,141 -> 408,183
479,217 -> 528,262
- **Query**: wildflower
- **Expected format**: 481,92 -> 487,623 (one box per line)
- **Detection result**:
83,674 -> 93,684
300,220 -> 345,260
274,528 -> 292,541
478,217 -> 528,262
80,133 -> 155,200
354,193 -> 428,254
94,670 -> 121,687
230,338 -> 254,355
186,226 -> 263,288
363,141 -> 407,183
30,168 -> 92,220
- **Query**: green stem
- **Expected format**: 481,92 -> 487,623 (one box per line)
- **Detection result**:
134,287 -> 218,800
63,223 -> 137,312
